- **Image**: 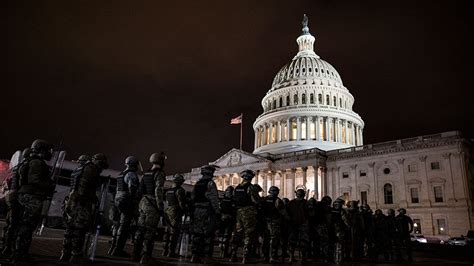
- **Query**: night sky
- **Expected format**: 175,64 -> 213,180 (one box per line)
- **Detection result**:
4,0 -> 474,174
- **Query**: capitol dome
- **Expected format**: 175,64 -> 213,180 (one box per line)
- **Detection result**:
253,15 -> 364,155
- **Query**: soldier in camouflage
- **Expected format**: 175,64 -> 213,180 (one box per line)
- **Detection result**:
395,208 -> 413,262
190,165 -> 220,264
60,153 -> 108,263
1,148 -> 30,257
280,197 -> 290,260
262,186 -> 286,263
329,197 -> 346,264
217,186 -> 235,258
13,140 -> 54,262
385,209 -> 397,261
110,156 -> 140,257
229,169 -> 260,264
131,153 -> 170,263
373,209 -> 389,261
315,196 -> 332,262
343,200 -> 365,261
162,174 -> 186,258
286,188 -> 309,263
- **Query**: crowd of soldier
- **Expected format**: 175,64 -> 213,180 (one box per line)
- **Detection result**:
0,139 -> 414,264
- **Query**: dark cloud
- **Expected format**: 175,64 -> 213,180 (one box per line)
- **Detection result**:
3,0 -> 474,173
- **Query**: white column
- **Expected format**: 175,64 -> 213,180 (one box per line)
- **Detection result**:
336,119 -> 341,143
268,122 -> 273,144
302,167 -> 308,189
325,117 -> 329,141
291,169 -> 296,199
344,120 -> 349,144
262,172 -> 268,196
315,116 -> 320,141
282,170 -> 287,198
254,129 -> 258,149
287,118 -> 291,141
351,123 -> 356,145
313,166 -> 319,199
276,121 -> 281,142
297,117 -> 301,141
306,117 -> 311,140
360,127 -> 364,145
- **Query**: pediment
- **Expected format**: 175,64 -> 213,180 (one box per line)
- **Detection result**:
211,148 -> 270,168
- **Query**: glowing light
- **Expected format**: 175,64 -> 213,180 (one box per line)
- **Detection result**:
440,227 -> 444,231
414,223 -> 418,227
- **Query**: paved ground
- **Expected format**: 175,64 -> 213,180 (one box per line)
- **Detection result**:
0,222 -> 472,265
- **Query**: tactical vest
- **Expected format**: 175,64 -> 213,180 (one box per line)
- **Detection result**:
18,157 -> 50,195
70,163 -> 86,192
142,170 -> 157,196
220,197 -> 233,215
116,170 -> 130,192
166,187 -> 179,206
192,178 -> 211,203
233,182 -> 252,207
263,196 -> 280,218
76,163 -> 99,197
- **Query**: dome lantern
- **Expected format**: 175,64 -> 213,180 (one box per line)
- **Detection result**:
295,14 -> 319,59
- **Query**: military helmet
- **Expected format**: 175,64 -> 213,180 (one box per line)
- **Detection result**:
92,153 -> 109,169
295,188 -> 306,199
149,152 -> 167,166
307,197 -> 316,207
30,139 -> 53,159
387,208 -> 395,216
225,186 -> 234,198
282,198 -> 290,205
348,200 -> 359,210
321,195 -> 332,206
77,154 -> 91,163
268,186 -> 280,196
201,165 -> 218,176
22,148 -> 32,159
125,156 -> 139,166
240,169 -> 255,181
374,209 -> 383,215
398,208 -> 407,215
173,174 -> 185,184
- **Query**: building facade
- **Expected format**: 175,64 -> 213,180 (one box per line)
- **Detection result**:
184,17 -> 474,238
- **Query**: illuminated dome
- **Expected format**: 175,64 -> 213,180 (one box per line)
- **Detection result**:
253,15 -> 364,155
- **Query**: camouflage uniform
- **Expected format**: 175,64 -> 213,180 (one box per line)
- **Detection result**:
190,165 -> 220,264
217,186 -> 235,258
280,198 -> 290,260
373,209 -> 389,261
329,198 -> 347,264
132,162 -> 168,263
261,186 -> 286,263
111,156 -> 140,257
162,175 -> 186,258
14,140 -> 53,261
229,170 -> 260,264
395,209 -> 413,261
286,189 -> 309,262
315,196 -> 332,262
385,209 -> 397,260
342,201 -> 365,261
1,149 -> 29,256
360,204 -> 375,260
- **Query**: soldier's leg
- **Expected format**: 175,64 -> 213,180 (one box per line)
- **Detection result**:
169,223 -> 182,257
404,236 -> 412,261
229,211 -> 244,262
114,210 -> 132,255
241,208 -> 257,263
132,226 -> 145,261
269,221 -> 281,262
14,195 -> 43,259
262,222 -> 270,262
60,224 -> 74,261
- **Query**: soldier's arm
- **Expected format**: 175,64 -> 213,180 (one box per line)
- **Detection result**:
249,184 -> 261,206
206,181 -> 220,214
408,216 -> 414,233
126,172 -> 139,198
154,171 -> 166,209
177,188 -> 187,212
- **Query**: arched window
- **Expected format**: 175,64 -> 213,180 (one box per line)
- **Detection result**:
302,93 -> 306,104
318,94 -> 322,104
279,97 -> 283,107
326,95 -> 330,105
286,95 -> 290,106
339,98 -> 342,107
333,96 -> 337,106
310,93 -> 314,104
294,94 -> 299,105
272,99 -> 276,109
384,183 -> 393,204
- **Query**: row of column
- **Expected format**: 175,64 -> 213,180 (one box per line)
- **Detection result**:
255,116 -> 363,149
215,166 -> 327,199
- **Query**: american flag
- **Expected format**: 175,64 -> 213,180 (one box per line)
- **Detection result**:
230,114 -> 242,124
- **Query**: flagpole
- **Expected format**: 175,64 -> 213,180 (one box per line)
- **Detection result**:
240,113 -> 243,150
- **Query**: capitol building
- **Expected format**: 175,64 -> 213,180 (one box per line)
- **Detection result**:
184,16 -> 474,239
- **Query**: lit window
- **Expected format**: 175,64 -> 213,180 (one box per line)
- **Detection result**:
413,219 -> 422,234
342,172 -> 349,178
342,127 -> 346,143
359,170 -> 367,177
291,121 -> 297,140
384,183 -> 393,204
437,219 -> 446,235
361,191 -> 367,205
310,121 -> 316,139
320,119 -> 325,140
434,186 -> 443,202
408,164 -> 417,172
282,123 -> 287,141
410,188 -> 419,203
431,162 -> 440,170
301,122 -> 307,140
271,124 -> 276,143
343,192 -> 349,203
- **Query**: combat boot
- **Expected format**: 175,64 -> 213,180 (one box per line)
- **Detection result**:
190,254 -> 202,263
